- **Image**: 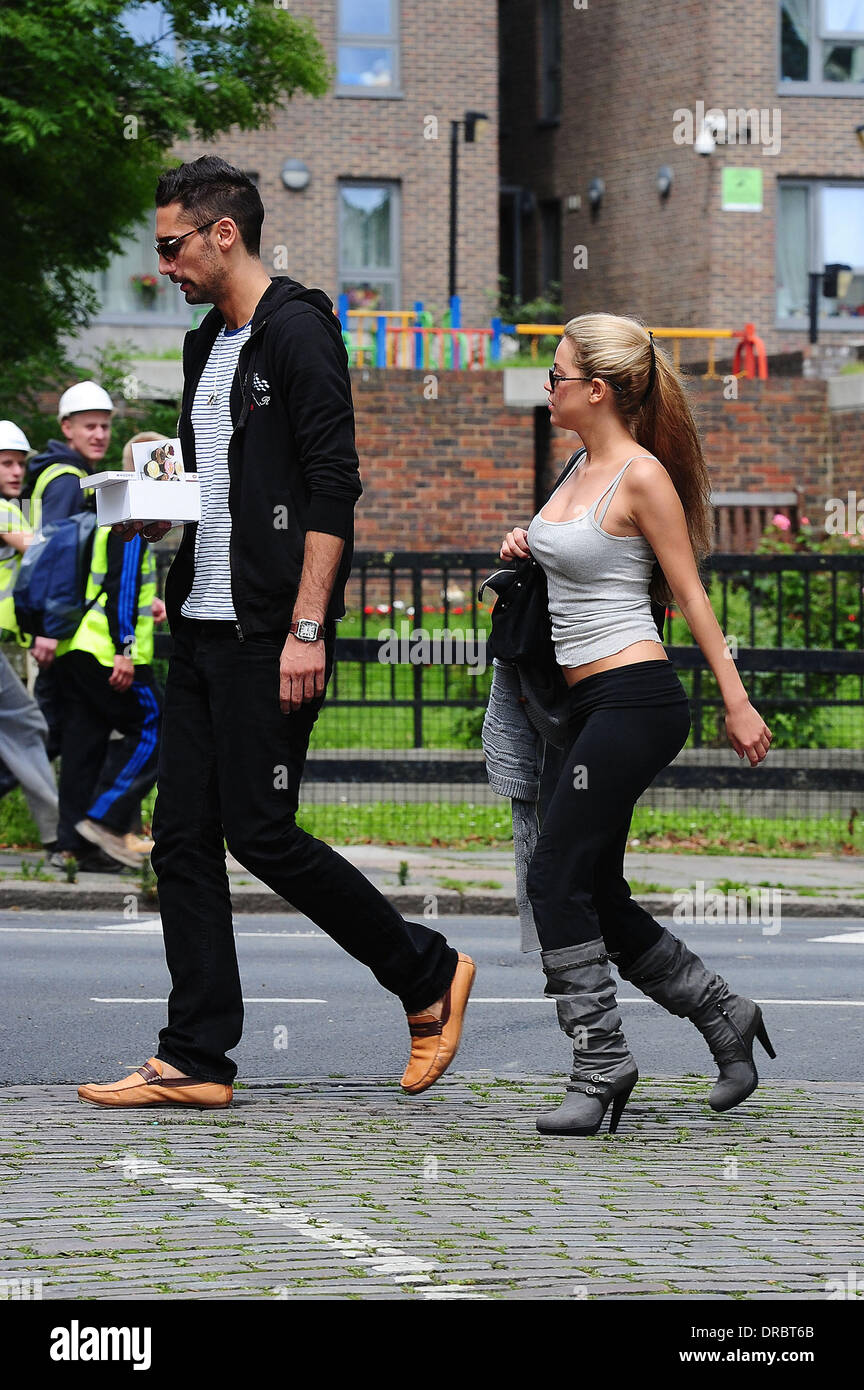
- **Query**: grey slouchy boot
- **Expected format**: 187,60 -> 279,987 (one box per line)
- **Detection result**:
538,940 -> 638,1136
615,929 -> 775,1112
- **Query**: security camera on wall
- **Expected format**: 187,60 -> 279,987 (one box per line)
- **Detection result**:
694,125 -> 715,156
694,110 -> 727,156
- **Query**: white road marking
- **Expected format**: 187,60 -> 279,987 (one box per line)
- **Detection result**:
91,997 -> 327,1004
473,997 -> 864,1007
0,926 -> 322,938
103,1156 -> 487,1300
808,931 -> 864,943
82,994 -> 864,1007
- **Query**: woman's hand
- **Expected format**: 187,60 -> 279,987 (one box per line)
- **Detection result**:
500,526 -> 532,561
725,699 -> 772,766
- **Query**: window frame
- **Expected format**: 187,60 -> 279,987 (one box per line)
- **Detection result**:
539,198 -> 562,295
539,0 -> 562,125
337,179 -> 402,311
88,216 -> 193,326
335,0 -> 402,99
778,0 -> 864,93
776,176 -> 864,330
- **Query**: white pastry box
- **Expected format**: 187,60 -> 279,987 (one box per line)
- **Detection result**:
83,472 -> 201,525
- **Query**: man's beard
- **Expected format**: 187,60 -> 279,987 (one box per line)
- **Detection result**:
178,262 -> 229,306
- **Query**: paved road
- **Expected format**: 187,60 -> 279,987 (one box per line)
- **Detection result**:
2,911 -> 862,1305
2,911 -> 863,1084
1,1074 -> 861,1303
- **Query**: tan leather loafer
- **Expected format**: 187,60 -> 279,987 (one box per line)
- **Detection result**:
401,952 -> 476,1094
77,1057 -> 232,1109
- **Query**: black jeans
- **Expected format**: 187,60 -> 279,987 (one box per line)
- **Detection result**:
526,659 -> 691,961
152,618 -> 458,1083
55,651 -> 162,854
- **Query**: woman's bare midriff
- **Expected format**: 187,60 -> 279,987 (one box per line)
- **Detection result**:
561,639 -> 669,687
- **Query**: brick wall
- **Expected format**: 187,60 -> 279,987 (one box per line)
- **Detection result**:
502,0 -> 864,359
176,0 -> 499,326
350,369 -> 536,550
350,369 -> 861,551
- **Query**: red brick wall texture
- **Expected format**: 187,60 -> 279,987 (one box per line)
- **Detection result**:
176,0 -> 499,327
350,370 -> 863,552
501,0 -> 864,360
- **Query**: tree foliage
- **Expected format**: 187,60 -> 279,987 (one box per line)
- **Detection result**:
0,1 -> 330,407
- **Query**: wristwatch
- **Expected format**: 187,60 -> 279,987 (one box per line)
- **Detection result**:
288,618 -> 323,642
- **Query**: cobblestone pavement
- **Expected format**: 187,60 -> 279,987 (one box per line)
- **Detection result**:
1,1074 -> 862,1301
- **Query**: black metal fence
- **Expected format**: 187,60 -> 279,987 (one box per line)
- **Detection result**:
154,547 -> 864,747
152,550 -> 864,845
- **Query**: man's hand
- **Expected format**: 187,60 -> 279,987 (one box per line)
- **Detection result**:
32,636 -> 57,668
111,520 -> 174,544
109,654 -> 134,691
151,598 -> 167,624
279,635 -> 326,713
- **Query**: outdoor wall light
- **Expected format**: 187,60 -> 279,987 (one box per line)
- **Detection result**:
464,110 -> 489,143
588,178 -> 605,208
656,165 -> 673,198
281,159 -> 310,191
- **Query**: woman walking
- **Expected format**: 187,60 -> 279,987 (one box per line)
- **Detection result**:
498,312 -> 774,1136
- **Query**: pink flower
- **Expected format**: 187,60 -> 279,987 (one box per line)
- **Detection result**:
800,516 -> 810,525
772,513 -> 792,531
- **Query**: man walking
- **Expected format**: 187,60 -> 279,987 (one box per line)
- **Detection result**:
50,512 -> 162,872
78,157 -> 473,1109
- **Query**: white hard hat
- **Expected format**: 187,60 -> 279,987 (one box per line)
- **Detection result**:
58,380 -> 114,420
0,420 -> 31,453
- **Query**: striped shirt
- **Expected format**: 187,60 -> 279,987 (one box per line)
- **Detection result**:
181,320 -> 253,620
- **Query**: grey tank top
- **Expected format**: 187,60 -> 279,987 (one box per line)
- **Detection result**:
526,454 -> 662,667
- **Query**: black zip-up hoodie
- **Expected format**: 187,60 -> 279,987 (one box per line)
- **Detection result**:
165,276 -> 363,635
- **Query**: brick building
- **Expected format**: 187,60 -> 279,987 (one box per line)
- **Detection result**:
80,0 -> 499,356
500,0 -> 864,362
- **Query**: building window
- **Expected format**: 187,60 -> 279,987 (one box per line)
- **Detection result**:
339,182 -> 400,309
780,1 -> 864,84
87,219 -> 191,321
777,180 -> 864,325
337,0 -> 399,95
540,0 -> 562,121
539,200 -> 562,295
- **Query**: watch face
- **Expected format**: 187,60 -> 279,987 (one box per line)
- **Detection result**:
297,620 -> 319,641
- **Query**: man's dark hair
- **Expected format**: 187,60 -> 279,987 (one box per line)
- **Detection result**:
156,156 -> 265,256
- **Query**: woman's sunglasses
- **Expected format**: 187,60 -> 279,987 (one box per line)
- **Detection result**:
548,368 -> 623,393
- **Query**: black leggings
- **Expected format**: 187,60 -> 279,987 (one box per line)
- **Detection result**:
525,659 -> 691,965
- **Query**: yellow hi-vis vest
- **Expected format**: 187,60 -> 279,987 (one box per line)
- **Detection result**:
56,528 -> 156,668
29,460 -> 91,509
0,497 -> 30,645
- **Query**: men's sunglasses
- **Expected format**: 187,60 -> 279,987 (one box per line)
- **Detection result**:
154,220 -> 218,260
548,368 -> 623,393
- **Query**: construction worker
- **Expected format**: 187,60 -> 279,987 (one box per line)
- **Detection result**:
0,420 -> 59,851
25,381 -> 113,761
50,513 -> 163,871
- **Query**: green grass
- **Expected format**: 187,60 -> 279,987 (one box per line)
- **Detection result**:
287,800 -> 861,855
1,784 -> 859,855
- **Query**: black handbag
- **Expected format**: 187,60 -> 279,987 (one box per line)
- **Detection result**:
479,449 -> 585,665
